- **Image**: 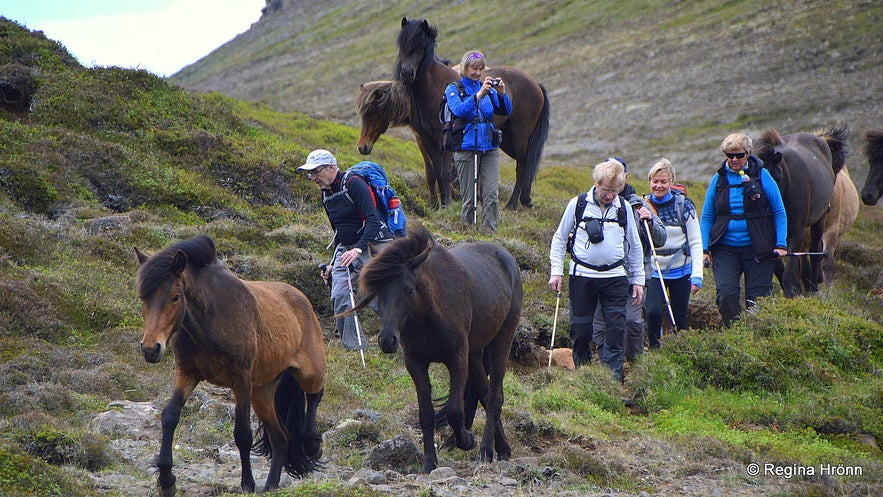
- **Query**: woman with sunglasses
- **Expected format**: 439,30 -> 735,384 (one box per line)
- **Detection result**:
444,50 -> 512,232
699,133 -> 788,327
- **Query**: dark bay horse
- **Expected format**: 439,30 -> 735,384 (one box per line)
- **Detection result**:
352,223 -> 522,472
755,126 -> 843,297
861,128 -> 883,206
135,234 -> 326,495
376,17 -> 549,210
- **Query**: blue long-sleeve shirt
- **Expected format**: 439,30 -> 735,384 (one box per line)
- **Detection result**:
700,162 -> 788,251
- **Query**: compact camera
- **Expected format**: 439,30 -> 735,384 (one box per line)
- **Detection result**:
489,78 -> 502,87
584,218 -> 604,244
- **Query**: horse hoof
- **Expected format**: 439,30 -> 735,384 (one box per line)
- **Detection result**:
458,431 -> 476,451
478,448 -> 494,463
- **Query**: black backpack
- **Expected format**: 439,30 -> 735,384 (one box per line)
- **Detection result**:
565,193 -> 629,272
438,81 -> 468,152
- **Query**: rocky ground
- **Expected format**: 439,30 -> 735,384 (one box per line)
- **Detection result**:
75,300 -> 804,497
86,365 -> 798,497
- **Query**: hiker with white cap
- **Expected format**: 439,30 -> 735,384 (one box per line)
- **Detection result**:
298,149 -> 390,351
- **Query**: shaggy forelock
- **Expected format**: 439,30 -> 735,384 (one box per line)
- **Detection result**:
137,234 -> 216,298
358,225 -> 432,296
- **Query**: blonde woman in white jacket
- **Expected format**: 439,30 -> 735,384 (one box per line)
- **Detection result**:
644,158 -> 703,348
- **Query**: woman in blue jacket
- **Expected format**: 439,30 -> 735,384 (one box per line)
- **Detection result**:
700,133 -> 788,327
445,50 -> 512,232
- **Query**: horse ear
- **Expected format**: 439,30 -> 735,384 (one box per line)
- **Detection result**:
401,17 -> 408,27
135,247 -> 149,265
172,250 -> 187,275
408,244 -> 432,270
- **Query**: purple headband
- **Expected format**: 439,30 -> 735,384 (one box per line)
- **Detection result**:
467,52 -> 484,60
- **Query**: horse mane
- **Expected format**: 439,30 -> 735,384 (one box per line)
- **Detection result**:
754,128 -> 784,166
814,123 -> 849,174
393,18 -> 438,82
863,129 -> 883,166
137,234 -> 217,298
358,224 -> 434,297
356,80 -> 410,126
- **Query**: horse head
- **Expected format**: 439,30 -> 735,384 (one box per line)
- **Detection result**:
755,128 -> 785,185
357,225 -> 433,353
861,128 -> 883,206
134,235 -> 216,363
395,17 -> 437,85
355,81 -> 409,155
135,247 -> 188,363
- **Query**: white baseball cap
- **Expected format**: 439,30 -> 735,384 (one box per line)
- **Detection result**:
298,149 -> 337,171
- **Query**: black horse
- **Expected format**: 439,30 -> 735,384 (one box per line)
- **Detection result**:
861,128 -> 883,206
390,17 -> 550,209
351,223 -> 522,472
755,126 -> 844,297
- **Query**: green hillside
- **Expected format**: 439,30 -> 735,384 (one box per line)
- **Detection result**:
1,14 -> 883,497
171,0 -> 882,180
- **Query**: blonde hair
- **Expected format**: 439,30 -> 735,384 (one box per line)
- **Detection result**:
458,50 -> 486,77
648,158 -> 676,183
720,133 -> 753,154
593,159 -> 626,188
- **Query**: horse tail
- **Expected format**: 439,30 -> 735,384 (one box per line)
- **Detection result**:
523,85 -> 551,194
433,394 -> 452,430
815,123 -> 849,175
433,382 -> 481,450
254,372 -> 322,477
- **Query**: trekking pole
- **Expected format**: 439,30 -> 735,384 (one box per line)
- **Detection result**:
473,150 -> 479,225
344,265 -> 367,369
783,251 -> 829,257
547,292 -> 561,369
644,219 -> 677,332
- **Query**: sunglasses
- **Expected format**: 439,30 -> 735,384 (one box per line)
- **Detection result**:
467,52 -> 484,60
725,152 -> 747,159
306,165 -> 328,179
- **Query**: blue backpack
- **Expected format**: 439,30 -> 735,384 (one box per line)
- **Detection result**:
342,161 -> 407,237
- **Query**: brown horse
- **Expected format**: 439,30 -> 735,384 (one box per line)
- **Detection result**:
861,128 -> 883,206
351,223 -> 522,472
756,125 -> 843,297
378,17 -> 549,210
356,80 -> 412,150
818,165 -> 860,286
135,234 -> 326,495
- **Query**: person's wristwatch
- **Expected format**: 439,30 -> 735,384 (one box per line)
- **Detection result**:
353,247 -> 363,254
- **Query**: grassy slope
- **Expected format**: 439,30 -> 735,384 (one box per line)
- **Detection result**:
1,14 -> 882,497
171,0 -> 883,182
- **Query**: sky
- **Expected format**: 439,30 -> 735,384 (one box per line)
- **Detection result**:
1,0 -> 266,77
